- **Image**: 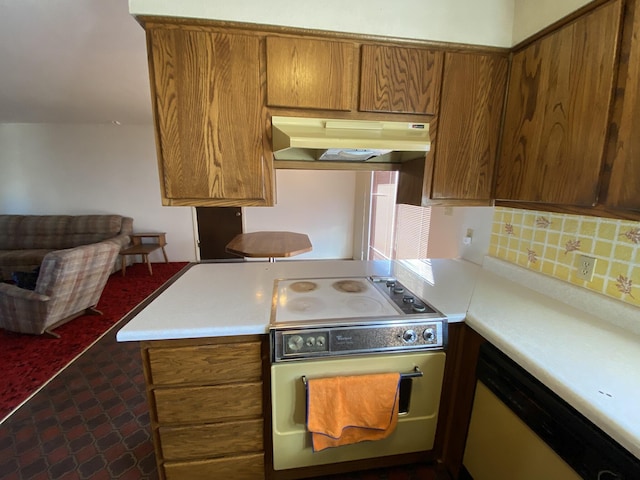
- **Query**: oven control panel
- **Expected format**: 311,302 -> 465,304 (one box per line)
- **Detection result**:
272,321 -> 446,362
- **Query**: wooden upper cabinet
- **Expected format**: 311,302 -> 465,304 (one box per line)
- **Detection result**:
266,36 -> 355,111
360,44 -> 443,115
148,26 -> 274,206
604,0 -> 640,211
431,52 -> 508,201
496,0 -> 622,206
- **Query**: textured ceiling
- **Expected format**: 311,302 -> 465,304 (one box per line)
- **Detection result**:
0,0 -> 152,125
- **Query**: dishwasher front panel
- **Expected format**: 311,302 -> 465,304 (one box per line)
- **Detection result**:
463,343 -> 640,480
464,381 -> 581,480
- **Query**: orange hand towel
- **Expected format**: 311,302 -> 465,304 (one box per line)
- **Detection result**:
306,372 -> 401,452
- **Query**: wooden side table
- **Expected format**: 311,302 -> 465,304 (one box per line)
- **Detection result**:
120,232 -> 169,276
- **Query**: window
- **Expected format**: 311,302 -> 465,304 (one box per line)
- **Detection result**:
368,171 -> 432,260
368,171 -> 397,260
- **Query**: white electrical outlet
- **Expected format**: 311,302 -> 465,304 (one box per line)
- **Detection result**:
463,228 -> 473,245
576,255 -> 597,282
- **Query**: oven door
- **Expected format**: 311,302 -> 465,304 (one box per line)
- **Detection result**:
270,351 -> 446,471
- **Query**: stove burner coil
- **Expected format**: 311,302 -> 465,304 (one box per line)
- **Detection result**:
289,281 -> 318,293
332,280 -> 367,293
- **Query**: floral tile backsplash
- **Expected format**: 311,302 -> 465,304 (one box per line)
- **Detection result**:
489,207 -> 640,308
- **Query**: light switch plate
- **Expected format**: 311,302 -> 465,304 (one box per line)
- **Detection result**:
576,255 -> 596,282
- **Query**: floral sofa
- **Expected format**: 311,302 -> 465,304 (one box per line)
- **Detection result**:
0,214 -> 133,282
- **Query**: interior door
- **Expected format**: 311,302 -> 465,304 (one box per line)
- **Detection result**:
195,207 -> 243,260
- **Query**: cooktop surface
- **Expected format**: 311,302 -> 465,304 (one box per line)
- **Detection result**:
270,276 -> 443,328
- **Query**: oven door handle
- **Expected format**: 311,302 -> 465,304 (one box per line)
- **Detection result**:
301,366 -> 423,386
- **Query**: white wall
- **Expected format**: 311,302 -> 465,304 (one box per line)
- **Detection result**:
129,0 -> 515,47
459,207 -> 494,265
428,207 -> 467,259
512,0 -> 592,44
243,170 -> 357,260
0,123 -> 196,263
132,0 -> 601,48
427,206 -> 494,265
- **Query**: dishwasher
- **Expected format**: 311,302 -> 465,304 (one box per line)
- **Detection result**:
462,343 -> 640,480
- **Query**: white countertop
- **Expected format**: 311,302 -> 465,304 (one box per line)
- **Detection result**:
466,257 -> 640,461
115,258 -> 480,342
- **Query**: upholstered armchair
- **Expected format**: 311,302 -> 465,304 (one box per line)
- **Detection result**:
0,241 -> 120,337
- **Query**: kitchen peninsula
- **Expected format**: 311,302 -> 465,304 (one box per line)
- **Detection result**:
116,258 -> 640,479
117,258 -> 479,479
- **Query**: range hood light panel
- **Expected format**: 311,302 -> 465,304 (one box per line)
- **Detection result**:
318,149 -> 393,161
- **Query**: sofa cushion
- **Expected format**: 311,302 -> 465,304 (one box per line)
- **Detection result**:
0,249 -> 52,267
0,215 -> 126,250
0,249 -> 52,282
0,216 -> 68,249
65,215 -> 125,247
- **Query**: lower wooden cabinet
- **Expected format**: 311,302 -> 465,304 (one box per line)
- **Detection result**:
163,453 -> 265,480
141,335 -> 267,480
160,419 -> 264,461
154,383 -> 263,424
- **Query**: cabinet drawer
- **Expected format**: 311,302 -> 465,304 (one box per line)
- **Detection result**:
160,419 -> 264,461
148,342 -> 262,385
155,383 -> 263,424
164,452 -> 265,480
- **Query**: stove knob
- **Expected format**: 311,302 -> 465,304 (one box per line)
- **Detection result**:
402,329 -> 417,343
394,286 -> 405,294
402,295 -> 414,304
287,335 -> 304,352
305,336 -> 316,347
412,303 -> 427,313
386,280 -> 396,288
316,335 -> 326,347
423,328 -> 435,342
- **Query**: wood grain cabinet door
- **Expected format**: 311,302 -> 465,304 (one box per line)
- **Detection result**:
431,52 -> 508,201
604,0 -> 640,211
496,0 -> 622,206
360,44 -> 443,115
149,26 -> 274,206
266,36 -> 356,111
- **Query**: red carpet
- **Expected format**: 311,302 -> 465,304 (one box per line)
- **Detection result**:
0,262 -> 188,420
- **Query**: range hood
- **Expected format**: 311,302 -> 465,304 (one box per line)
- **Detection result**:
272,116 -> 430,163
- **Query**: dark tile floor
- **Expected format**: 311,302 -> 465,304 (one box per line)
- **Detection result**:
0,325 -> 157,480
0,322 -> 440,480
